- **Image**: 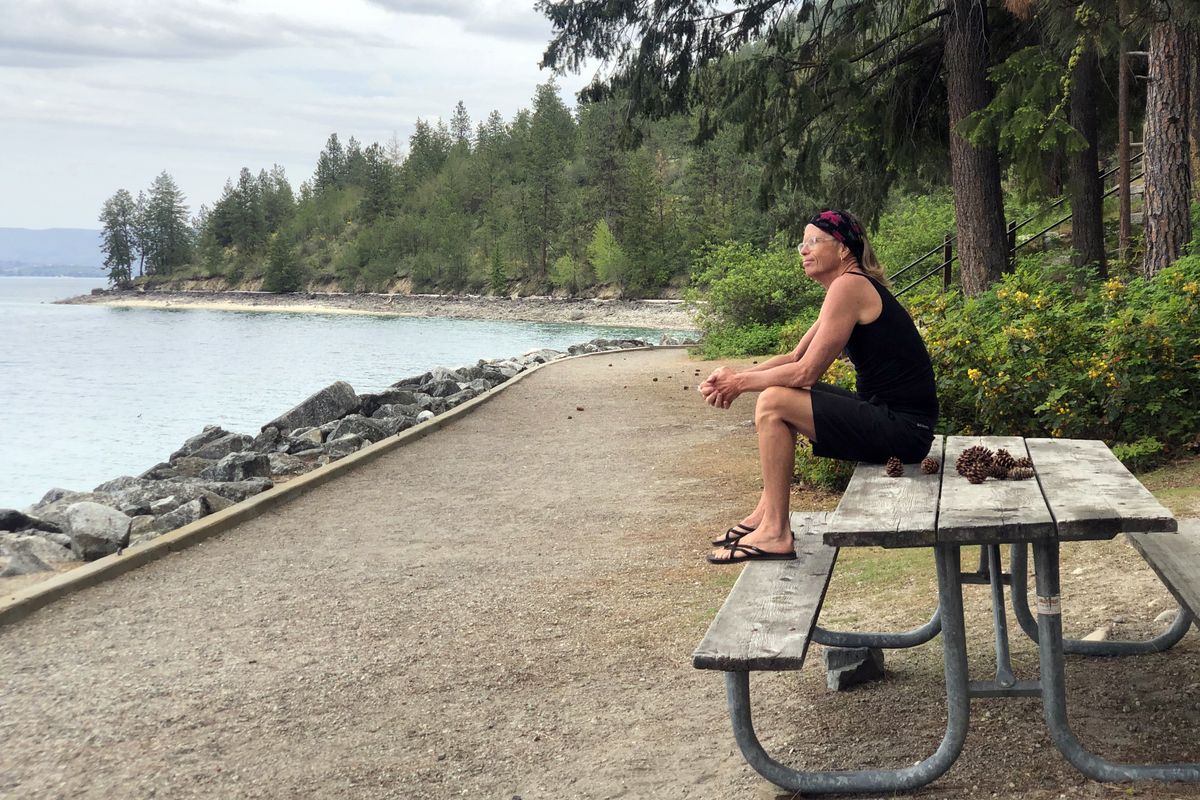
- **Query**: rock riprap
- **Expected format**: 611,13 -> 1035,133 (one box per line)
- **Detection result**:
0,337 -> 690,577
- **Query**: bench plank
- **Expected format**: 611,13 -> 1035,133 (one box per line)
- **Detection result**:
937,436 -> 1055,544
1026,438 -> 1177,540
1125,519 -> 1200,620
824,437 -> 944,549
693,512 -> 835,671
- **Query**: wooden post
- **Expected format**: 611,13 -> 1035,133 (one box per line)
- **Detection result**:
1118,0 -> 1132,266
943,234 -> 953,291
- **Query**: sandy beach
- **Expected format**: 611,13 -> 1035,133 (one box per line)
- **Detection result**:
59,289 -> 700,331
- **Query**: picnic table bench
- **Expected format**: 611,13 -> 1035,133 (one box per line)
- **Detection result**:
694,435 -> 1200,794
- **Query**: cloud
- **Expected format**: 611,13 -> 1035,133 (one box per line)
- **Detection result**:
0,0 -> 391,67
366,0 -> 553,42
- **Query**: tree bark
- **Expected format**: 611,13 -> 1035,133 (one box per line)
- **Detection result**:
1142,5 -> 1193,278
1118,0 -> 1132,265
944,0 -> 1008,296
1190,25 -> 1200,202
1068,41 -> 1106,278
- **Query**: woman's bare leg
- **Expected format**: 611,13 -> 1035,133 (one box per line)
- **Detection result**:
712,387 -> 817,560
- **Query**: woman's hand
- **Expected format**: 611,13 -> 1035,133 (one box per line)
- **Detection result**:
699,367 -> 742,409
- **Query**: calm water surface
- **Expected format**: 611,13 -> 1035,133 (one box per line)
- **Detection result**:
0,277 -> 680,509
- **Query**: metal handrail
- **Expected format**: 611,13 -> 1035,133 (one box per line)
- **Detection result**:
890,151 -> 1145,297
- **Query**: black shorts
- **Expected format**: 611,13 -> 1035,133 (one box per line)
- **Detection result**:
809,383 -> 935,464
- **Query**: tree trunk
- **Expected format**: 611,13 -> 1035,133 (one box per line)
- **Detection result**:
1068,41 -> 1106,278
1190,25 -> 1200,202
944,0 -> 1008,296
1142,5 -> 1192,278
1118,0 -> 1132,265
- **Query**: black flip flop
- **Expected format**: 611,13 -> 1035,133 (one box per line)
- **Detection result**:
711,523 -> 757,547
707,541 -> 797,565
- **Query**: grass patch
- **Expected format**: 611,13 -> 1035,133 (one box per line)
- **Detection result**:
833,546 -> 936,591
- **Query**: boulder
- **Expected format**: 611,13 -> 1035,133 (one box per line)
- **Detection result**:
267,452 -> 309,476
139,462 -> 179,480
326,415 -> 390,444
371,403 -> 422,420
93,475 -> 148,494
429,365 -> 464,383
0,533 -> 74,563
163,456 -> 216,479
127,515 -> 159,547
65,502 -> 131,560
262,381 -> 359,433
416,410 -> 435,424
0,509 -> 63,534
413,395 -> 445,413
191,433 -> 254,461
823,646 -> 885,691
465,379 -> 492,393
169,425 -> 231,461
147,488 -> 232,517
252,426 -> 282,453
374,416 -> 416,436
520,348 -> 562,364
358,389 -> 420,417
154,498 -> 210,534
421,378 -> 461,398
175,478 -> 272,503
200,452 -> 272,482
442,389 -> 477,408
0,548 -> 52,577
323,435 -> 365,460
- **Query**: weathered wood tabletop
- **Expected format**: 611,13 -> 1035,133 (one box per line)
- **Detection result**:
825,436 -> 1177,548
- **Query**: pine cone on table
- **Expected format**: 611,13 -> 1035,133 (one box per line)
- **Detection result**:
1008,465 -> 1035,480
920,457 -> 941,474
1014,456 -> 1033,469
991,449 -> 1017,479
956,445 -> 993,476
885,456 -> 904,477
965,460 -> 990,484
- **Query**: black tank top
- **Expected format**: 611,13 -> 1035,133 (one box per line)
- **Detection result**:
842,272 -> 939,420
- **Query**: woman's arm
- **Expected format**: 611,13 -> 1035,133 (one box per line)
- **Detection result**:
705,279 -> 865,404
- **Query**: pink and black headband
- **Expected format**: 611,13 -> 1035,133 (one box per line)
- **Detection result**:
808,209 -> 865,264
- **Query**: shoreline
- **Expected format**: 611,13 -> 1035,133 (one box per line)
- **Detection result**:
58,289 -> 700,331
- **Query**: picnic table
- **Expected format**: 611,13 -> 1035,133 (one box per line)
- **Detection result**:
694,436 -> 1200,794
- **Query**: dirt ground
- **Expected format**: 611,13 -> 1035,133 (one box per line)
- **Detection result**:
1,348 -> 1198,800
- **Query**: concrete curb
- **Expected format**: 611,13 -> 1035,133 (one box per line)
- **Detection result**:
0,345 -> 689,627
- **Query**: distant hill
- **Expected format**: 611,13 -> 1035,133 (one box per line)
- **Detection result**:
0,228 -> 104,276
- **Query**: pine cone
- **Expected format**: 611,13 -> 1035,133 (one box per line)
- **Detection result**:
992,449 -> 1016,478
1008,465 -> 1035,481
920,457 -> 940,474
956,445 -> 993,476
965,460 -> 990,484
1014,456 -> 1033,469
885,456 -> 904,477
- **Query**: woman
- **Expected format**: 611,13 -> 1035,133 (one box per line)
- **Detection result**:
700,209 -> 937,564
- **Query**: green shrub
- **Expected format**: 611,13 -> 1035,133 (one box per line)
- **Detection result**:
1111,437 -> 1165,473
910,252 -> 1200,450
694,323 -> 783,358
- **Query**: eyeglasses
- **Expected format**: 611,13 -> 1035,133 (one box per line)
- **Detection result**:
798,237 -> 833,250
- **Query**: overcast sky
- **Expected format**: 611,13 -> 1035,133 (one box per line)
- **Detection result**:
0,0 -> 592,230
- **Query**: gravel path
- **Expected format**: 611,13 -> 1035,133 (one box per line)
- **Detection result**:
2,348 -> 1197,799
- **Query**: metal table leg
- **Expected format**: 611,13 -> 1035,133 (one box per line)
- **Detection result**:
1011,542 -> 1193,655
722,545 -> 971,794
1032,539 -> 1200,781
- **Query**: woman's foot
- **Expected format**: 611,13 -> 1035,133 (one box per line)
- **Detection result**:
711,522 -> 757,547
708,526 -> 794,563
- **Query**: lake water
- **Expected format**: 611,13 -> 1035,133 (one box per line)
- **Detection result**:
0,277 -> 680,509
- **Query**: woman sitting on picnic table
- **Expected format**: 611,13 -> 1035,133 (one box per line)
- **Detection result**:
700,209 -> 938,564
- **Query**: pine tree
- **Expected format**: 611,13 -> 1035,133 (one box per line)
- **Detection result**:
263,234 -> 304,293
450,100 -> 473,149
98,189 -> 137,287
142,172 -> 192,275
